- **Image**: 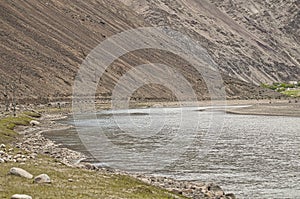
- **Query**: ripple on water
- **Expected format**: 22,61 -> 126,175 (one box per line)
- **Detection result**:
44,107 -> 300,198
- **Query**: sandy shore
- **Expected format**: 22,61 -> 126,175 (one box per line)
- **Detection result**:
226,101 -> 300,117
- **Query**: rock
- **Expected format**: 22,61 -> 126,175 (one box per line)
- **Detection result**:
80,163 -> 97,170
11,194 -> 32,199
9,167 -> 33,179
171,189 -> 183,195
225,193 -> 236,199
0,158 -> 4,163
30,120 -> 40,126
16,158 -> 27,162
0,144 -> 6,148
34,174 -> 51,184
207,184 -> 224,196
14,154 -> 22,159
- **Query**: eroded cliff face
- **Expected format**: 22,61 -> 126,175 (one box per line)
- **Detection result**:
121,0 -> 300,84
0,0 -> 286,102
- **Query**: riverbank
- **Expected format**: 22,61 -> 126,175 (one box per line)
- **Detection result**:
226,101 -> 300,117
0,110 -> 236,199
2,99 -> 298,198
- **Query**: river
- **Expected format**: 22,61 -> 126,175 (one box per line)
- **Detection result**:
44,106 -> 300,198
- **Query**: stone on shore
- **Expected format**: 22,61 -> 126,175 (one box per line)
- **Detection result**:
0,144 -> 6,148
34,174 -> 51,184
9,167 -> 33,179
0,158 -> 4,163
30,120 -> 40,126
225,193 -> 236,199
11,194 -> 32,199
207,184 -> 224,196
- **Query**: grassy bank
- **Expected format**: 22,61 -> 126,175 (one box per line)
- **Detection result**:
0,114 -> 32,144
261,82 -> 300,97
0,157 -> 183,198
0,113 -> 185,199
282,90 -> 300,97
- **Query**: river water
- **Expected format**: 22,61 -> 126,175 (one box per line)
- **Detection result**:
44,106 -> 300,198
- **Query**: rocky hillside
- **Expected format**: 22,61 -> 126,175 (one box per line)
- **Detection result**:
0,0 -> 145,102
0,0 -> 289,103
121,0 -> 300,84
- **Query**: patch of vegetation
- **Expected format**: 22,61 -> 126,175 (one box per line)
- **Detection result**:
23,111 -> 42,118
282,90 -> 300,97
261,81 -> 300,97
0,157 -> 184,199
0,115 -> 32,144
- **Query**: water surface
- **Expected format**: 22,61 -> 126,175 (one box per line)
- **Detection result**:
44,106 -> 300,198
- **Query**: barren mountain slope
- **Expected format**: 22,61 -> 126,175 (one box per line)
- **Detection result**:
0,0 -> 282,103
0,0 -> 146,102
121,0 -> 300,84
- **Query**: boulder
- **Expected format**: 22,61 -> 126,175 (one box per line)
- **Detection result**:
9,167 -> 33,179
207,184 -> 224,196
0,158 -> 4,163
34,174 -> 51,184
29,120 -> 40,126
11,194 -> 32,199
0,144 -> 6,148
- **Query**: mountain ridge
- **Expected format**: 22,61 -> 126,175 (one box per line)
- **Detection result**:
121,0 -> 300,84
0,0 -> 291,103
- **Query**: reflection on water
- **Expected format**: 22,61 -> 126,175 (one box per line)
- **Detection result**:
44,106 -> 300,198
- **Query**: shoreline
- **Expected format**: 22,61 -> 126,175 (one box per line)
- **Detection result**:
225,102 -> 300,117
3,99 -> 298,198
12,111 -> 237,199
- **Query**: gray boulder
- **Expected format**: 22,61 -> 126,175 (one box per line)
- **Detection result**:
11,194 -> 32,199
34,174 -> 51,184
9,167 -> 33,179
30,120 -> 40,126
207,184 -> 224,196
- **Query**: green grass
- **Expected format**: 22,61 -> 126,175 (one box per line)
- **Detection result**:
0,115 -> 32,144
261,82 -> 300,97
0,157 -> 184,199
282,90 -> 300,97
23,111 -> 42,118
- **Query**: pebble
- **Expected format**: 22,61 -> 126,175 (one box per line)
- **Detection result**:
11,194 -> 32,199
0,144 -> 6,148
34,174 -> 51,184
0,158 -> 5,163
9,167 -> 33,179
